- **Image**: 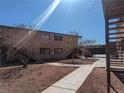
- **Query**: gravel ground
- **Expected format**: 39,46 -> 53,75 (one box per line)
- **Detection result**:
0,64 -> 76,93
76,68 -> 124,93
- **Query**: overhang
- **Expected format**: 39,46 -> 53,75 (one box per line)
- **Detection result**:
102,0 -> 124,18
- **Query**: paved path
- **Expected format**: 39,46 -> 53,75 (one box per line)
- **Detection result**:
42,58 -> 106,93
46,62 -> 83,67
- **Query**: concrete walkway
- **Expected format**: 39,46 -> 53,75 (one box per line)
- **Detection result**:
42,58 -> 106,93
46,62 -> 83,67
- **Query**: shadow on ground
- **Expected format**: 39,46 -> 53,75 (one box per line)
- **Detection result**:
0,58 -> 84,68
0,67 -> 24,80
113,71 -> 124,84
110,84 -> 119,93
0,59 -> 63,68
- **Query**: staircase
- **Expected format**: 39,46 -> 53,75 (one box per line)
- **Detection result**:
67,48 -> 78,58
109,18 -> 124,67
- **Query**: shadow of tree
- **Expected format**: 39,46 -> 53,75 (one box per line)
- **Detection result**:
0,67 -> 24,80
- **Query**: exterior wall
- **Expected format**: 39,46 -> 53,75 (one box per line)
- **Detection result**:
0,26 -> 78,61
116,18 -> 124,59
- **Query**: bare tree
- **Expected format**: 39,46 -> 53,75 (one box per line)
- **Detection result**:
70,30 -> 79,36
0,31 -> 34,67
78,39 -> 96,59
69,30 -> 79,62
0,32 -> 10,66
83,40 -> 96,48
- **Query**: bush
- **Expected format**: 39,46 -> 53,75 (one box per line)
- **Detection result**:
78,47 -> 93,59
83,50 -> 92,59
8,48 -> 35,65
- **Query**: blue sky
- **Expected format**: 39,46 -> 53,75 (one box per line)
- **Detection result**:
0,0 -> 105,44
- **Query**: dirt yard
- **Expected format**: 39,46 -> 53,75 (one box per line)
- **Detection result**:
60,59 -> 97,65
76,68 -> 124,93
0,64 -> 76,93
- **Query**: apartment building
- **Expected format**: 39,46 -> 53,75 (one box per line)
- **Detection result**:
0,25 -> 79,61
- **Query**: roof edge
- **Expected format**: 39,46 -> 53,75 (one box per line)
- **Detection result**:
0,25 -> 82,38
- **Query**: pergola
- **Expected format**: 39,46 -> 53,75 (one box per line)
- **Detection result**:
102,0 -> 124,93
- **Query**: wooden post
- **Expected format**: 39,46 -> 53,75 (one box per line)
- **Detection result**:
105,17 -> 111,93
102,1 -> 111,93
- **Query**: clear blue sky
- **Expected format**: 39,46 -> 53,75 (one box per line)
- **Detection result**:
0,0 -> 105,44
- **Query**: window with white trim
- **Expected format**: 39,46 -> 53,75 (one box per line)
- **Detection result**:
41,34 -> 50,40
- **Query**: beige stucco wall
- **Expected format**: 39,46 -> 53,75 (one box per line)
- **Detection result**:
0,26 -> 78,61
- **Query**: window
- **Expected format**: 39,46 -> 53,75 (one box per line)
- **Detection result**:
54,48 -> 63,54
41,34 -> 50,40
54,35 -> 63,41
40,48 -> 50,54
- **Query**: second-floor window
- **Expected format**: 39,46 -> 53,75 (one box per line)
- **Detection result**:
54,35 -> 63,41
41,34 -> 50,40
40,48 -> 50,54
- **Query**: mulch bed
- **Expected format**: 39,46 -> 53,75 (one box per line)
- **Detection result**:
60,59 -> 98,65
0,64 -> 76,93
76,68 -> 124,93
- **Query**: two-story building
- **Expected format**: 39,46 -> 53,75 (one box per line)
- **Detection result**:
0,25 -> 80,62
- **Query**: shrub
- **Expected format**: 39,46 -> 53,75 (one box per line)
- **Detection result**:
8,48 -> 35,66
